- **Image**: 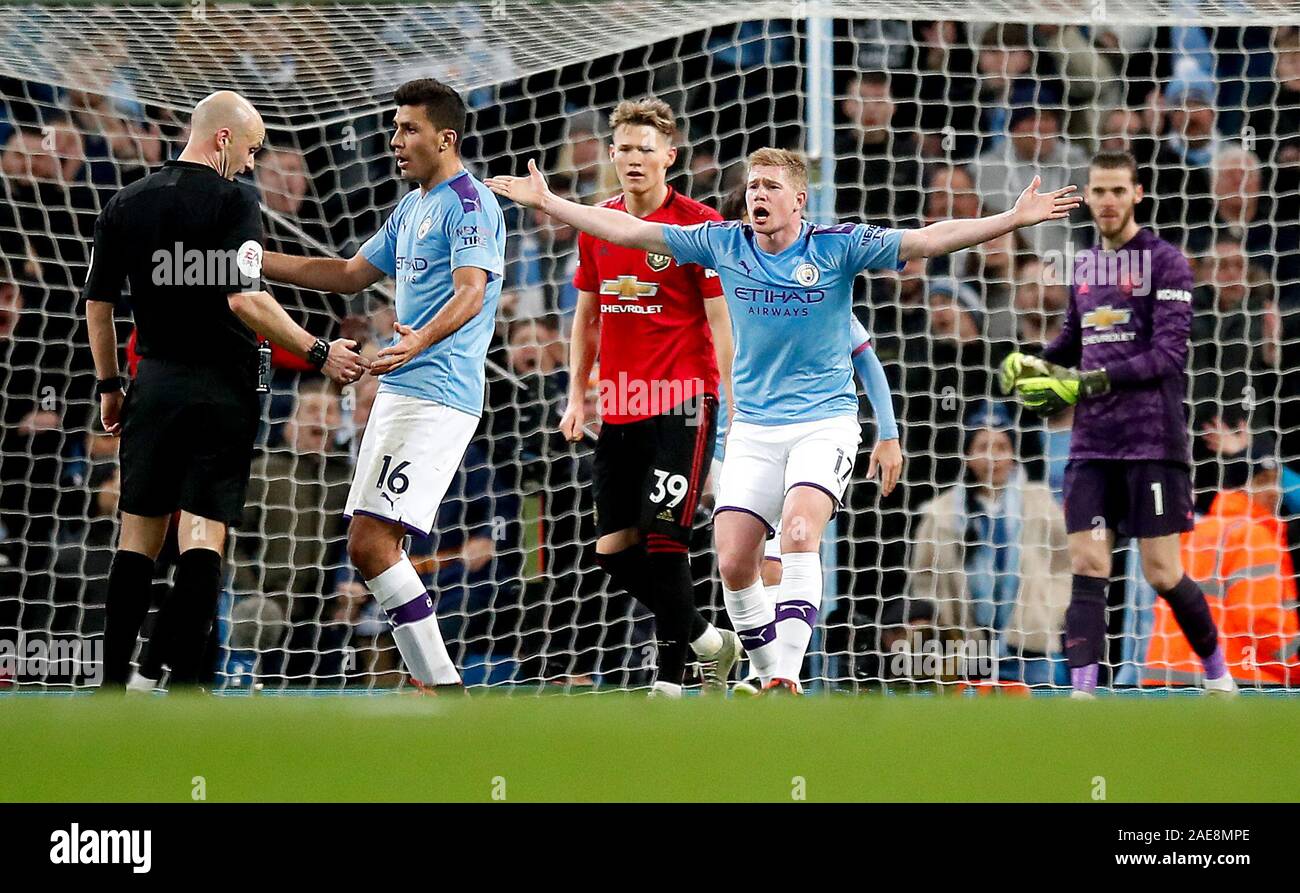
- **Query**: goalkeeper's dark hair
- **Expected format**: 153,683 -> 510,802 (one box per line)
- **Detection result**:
1089,149 -> 1139,184
394,78 -> 467,150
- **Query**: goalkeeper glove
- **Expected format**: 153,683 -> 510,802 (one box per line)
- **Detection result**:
1015,366 -> 1110,416
998,352 -> 1051,395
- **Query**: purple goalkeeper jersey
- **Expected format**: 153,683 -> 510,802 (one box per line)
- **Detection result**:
1040,227 -> 1193,464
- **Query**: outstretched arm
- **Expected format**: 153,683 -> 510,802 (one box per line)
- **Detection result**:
898,176 -> 1080,262
261,251 -> 386,295
487,159 -> 669,254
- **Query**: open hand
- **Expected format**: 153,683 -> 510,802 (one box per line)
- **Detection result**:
484,158 -> 552,210
1013,175 -> 1081,226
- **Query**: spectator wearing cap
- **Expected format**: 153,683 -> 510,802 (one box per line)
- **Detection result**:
1145,436 -> 1300,687
905,400 -> 1070,685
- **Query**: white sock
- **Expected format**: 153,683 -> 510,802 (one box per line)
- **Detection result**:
773,552 -> 822,685
690,623 -> 724,658
368,552 -> 460,686
724,578 -> 779,682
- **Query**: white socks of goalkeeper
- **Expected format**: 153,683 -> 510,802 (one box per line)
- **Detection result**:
368,552 -> 460,686
772,553 -> 822,687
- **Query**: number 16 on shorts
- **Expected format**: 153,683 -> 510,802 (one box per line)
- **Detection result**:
377,455 -> 411,495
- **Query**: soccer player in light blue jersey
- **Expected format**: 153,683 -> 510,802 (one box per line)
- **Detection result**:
263,79 -> 505,691
488,147 -> 1078,693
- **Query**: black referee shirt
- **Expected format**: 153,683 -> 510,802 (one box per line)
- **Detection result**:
82,159 -> 265,371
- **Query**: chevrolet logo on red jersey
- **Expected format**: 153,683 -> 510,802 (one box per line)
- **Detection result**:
1082,305 -> 1131,330
600,275 -> 659,300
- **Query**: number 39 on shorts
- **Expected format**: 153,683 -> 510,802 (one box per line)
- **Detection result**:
649,468 -> 688,507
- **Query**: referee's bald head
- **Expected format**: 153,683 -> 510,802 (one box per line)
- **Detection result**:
184,90 -> 266,179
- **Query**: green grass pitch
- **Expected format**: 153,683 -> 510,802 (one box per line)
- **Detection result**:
1,692 -> 1296,803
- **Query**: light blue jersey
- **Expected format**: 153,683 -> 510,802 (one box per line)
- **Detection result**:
713,313 -> 898,460
360,169 -> 505,417
663,220 -> 903,425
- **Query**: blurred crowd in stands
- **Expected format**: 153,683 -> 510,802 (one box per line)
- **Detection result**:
0,14 -> 1297,689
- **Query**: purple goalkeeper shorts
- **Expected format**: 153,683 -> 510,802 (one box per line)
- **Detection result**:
1062,459 -> 1195,539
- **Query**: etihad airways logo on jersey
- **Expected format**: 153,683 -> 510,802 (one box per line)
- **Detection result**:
734,286 -> 824,317
395,256 -> 428,272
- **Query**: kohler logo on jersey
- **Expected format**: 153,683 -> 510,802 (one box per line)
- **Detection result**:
1039,240 -> 1152,296
49,823 -> 151,874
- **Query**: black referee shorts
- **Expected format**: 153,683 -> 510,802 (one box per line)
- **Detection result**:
592,392 -> 718,544
118,357 -> 260,526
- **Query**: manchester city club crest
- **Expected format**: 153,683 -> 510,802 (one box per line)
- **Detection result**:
416,215 -> 433,239
646,252 -> 672,272
795,262 -> 820,286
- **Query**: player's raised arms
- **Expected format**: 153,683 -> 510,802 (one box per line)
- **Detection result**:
488,160 -> 1081,264
487,159 -> 670,253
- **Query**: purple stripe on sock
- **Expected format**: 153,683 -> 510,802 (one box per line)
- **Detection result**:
1203,645 -> 1227,681
775,600 -> 819,628
387,593 -> 434,627
1071,663 -> 1098,692
737,621 -> 777,651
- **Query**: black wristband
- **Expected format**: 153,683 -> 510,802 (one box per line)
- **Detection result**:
95,376 -> 125,396
306,338 -> 330,370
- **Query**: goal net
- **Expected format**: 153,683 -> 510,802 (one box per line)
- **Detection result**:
0,1 -> 1297,692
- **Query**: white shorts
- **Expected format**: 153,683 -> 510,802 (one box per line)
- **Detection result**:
710,456 -> 781,561
715,415 -> 861,535
344,391 -> 478,536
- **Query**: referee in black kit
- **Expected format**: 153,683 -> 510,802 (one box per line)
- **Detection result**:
84,91 -> 368,689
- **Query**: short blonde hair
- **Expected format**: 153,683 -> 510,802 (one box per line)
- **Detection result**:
608,97 -> 677,143
746,147 -> 808,192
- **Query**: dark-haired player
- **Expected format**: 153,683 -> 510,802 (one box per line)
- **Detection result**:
1003,150 -> 1236,697
262,78 -> 505,691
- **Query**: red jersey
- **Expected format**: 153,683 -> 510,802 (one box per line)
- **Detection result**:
572,187 -> 723,424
